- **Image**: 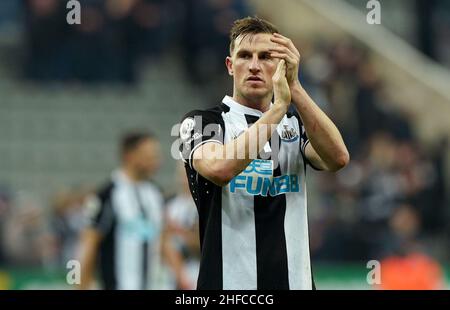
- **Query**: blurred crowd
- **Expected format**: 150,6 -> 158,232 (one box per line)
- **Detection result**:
298,39 -> 449,264
17,0 -> 250,83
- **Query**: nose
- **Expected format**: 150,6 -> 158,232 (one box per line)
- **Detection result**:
249,54 -> 261,74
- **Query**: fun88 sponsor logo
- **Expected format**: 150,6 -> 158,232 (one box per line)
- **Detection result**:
230,159 -> 300,196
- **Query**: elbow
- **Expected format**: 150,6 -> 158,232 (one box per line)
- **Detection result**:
212,178 -> 232,187
210,172 -> 235,187
194,158 -> 235,186
329,150 -> 350,172
207,163 -> 235,187
337,150 -> 350,170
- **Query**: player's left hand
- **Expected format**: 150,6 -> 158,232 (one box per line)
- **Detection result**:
269,33 -> 301,88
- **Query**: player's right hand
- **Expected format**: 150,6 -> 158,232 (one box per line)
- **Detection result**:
272,60 -> 291,107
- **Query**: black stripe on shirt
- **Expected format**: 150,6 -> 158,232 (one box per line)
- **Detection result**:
96,182 -> 117,289
245,114 -> 290,290
135,187 -> 149,290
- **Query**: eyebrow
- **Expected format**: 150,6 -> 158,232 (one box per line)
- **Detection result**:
236,49 -> 251,56
235,49 -> 271,57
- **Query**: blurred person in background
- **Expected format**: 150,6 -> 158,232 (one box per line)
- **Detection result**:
1,192 -> 58,269
51,187 -> 93,267
0,186 -> 13,267
182,0 -> 251,84
165,161 -> 200,289
78,132 -> 191,290
23,0 -> 69,80
378,203 -> 445,290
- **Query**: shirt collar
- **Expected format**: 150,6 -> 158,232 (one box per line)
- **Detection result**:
113,169 -> 144,186
222,95 -> 272,117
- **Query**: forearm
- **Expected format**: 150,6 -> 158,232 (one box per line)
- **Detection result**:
161,234 -> 187,285
76,229 -> 101,290
194,103 -> 288,185
223,103 -> 288,173
291,82 -> 349,169
77,244 -> 96,289
78,256 -> 95,290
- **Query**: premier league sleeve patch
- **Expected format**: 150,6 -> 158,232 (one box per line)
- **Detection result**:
180,117 -> 196,141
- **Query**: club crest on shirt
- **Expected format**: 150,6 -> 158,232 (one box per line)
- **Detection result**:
280,125 -> 299,142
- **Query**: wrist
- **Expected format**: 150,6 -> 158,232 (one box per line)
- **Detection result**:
290,79 -> 303,93
291,82 -> 310,111
272,101 -> 290,113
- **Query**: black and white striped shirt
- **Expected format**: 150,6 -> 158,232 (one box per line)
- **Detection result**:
84,170 -> 164,289
179,95 -> 315,290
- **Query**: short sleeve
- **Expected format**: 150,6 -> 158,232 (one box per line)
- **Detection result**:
294,111 -> 322,171
83,183 -> 115,235
179,110 -> 224,169
299,122 -> 309,159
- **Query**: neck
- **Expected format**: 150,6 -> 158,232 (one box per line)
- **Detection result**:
122,165 -> 141,183
232,91 -> 272,113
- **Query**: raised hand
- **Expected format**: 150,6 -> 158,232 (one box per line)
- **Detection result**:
269,33 -> 301,87
272,59 -> 291,106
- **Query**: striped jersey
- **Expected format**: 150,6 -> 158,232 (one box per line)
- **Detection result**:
84,170 -> 164,289
179,95 -> 316,290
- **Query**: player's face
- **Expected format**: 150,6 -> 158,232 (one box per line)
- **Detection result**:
226,33 -> 279,103
133,139 -> 162,178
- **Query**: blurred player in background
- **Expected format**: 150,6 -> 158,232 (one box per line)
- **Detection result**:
78,132 -> 191,289
165,162 -> 200,289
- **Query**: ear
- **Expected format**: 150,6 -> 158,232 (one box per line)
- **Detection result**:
225,56 -> 233,76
